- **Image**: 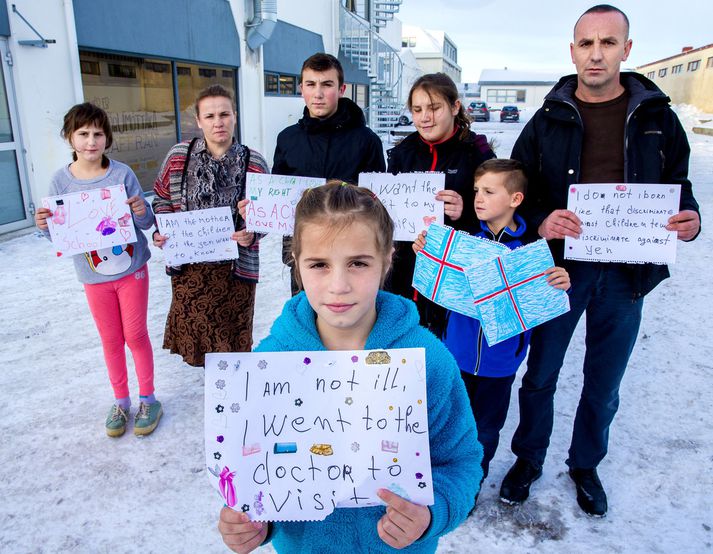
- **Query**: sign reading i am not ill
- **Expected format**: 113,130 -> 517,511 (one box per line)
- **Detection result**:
565,183 -> 681,264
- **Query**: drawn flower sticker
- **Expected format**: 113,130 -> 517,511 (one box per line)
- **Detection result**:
216,404 -> 224,413
303,357 -> 311,365
214,452 -> 222,460
258,360 -> 268,370
418,482 -> 427,489
241,504 -> 250,512
218,360 -> 228,370
351,355 -> 358,363
351,442 -> 360,452
215,379 -> 226,390
217,435 -> 224,443
230,403 -> 241,413
294,398 -> 303,407
233,361 -> 241,371
345,397 -> 353,406
415,472 -> 423,479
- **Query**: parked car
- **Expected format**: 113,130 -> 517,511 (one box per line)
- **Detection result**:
467,101 -> 490,122
397,107 -> 412,126
500,105 -> 520,122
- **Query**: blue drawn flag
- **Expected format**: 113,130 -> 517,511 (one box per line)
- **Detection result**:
465,239 -> 570,345
412,224 -> 507,319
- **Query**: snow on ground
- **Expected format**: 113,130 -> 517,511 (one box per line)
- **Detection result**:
0,111 -> 711,553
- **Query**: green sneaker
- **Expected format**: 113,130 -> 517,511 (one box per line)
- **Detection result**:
106,404 -> 129,437
134,400 -> 163,436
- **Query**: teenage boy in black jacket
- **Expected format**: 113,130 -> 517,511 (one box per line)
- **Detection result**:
273,53 -> 385,294
499,4 -> 701,517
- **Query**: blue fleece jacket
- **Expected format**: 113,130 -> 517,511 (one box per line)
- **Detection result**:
256,290 -> 482,553
443,214 -> 533,377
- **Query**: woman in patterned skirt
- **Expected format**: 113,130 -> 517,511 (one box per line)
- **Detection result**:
152,84 -> 269,366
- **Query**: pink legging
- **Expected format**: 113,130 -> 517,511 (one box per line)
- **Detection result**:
84,265 -> 154,399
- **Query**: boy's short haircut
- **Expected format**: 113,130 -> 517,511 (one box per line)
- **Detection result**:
474,159 -> 528,195
300,53 -> 344,87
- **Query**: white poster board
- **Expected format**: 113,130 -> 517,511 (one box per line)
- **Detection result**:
155,207 -> 237,265
42,185 -> 136,257
204,349 -> 432,522
245,173 -> 325,235
565,183 -> 680,264
358,173 -> 445,241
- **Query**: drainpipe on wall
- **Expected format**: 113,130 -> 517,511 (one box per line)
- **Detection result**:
63,0 -> 84,103
246,0 -> 277,51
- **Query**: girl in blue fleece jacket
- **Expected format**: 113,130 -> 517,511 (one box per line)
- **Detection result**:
219,181 -> 482,553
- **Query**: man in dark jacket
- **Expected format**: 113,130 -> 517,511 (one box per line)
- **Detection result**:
499,4 -> 701,517
273,53 -> 386,294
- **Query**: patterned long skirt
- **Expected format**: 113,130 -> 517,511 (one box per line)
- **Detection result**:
163,262 -> 256,367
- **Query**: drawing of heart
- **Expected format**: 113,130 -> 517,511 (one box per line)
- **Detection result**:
422,216 -> 437,227
81,192 -> 89,202
121,229 -> 131,241
56,251 -> 62,257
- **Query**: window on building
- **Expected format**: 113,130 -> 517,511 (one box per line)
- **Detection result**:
343,83 -> 369,111
707,57 -> 713,69
263,72 -> 300,97
672,64 -> 682,74
486,88 -> 527,104
687,60 -> 700,71
80,51 -> 236,191
343,0 -> 368,20
658,68 -> 667,78
646,71 -> 655,79
401,36 -> 416,48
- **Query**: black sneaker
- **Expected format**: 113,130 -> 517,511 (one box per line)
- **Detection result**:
569,468 -> 607,517
499,458 -> 542,504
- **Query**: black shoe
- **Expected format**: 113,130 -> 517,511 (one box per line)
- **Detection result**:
499,458 -> 542,504
569,468 -> 608,517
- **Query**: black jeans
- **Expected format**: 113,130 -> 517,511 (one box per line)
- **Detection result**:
511,263 -> 643,469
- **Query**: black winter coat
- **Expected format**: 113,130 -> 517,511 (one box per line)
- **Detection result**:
272,97 -> 385,182
386,129 -> 495,336
513,72 -> 700,298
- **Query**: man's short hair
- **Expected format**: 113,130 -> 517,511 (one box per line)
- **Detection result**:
474,159 -> 528,195
300,53 -> 344,87
575,4 -> 630,39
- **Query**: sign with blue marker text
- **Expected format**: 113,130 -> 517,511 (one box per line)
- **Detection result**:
204,349 -> 432,522
565,183 -> 680,264
359,172 -> 445,241
155,206 -> 237,265
245,173 -> 325,235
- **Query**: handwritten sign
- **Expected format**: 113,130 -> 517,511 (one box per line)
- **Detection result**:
245,173 -> 325,235
204,349 -> 432,522
565,183 -> 680,264
155,207 -> 237,265
42,185 -> 136,257
359,173 -> 445,241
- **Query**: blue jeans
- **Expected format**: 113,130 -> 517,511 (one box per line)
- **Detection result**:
511,263 -> 643,469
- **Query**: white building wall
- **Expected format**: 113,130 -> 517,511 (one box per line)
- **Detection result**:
258,0 -> 338,168
6,0 -> 80,212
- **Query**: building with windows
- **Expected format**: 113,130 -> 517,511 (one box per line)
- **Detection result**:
636,44 -> 713,113
477,69 -> 559,111
0,0 -> 403,234
401,25 -> 460,83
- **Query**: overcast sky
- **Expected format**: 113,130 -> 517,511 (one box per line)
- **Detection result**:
397,0 -> 713,82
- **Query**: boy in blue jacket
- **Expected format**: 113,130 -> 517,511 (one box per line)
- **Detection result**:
414,159 -> 570,482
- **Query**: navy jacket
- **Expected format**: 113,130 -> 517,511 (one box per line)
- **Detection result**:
386,129 -> 495,336
443,214 -> 535,377
513,72 -> 700,298
272,97 -> 385,182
